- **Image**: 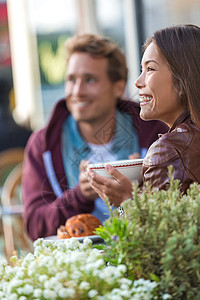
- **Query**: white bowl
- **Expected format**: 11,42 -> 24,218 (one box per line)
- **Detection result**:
87,159 -> 143,183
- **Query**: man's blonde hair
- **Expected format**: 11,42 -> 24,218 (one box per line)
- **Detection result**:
65,33 -> 128,83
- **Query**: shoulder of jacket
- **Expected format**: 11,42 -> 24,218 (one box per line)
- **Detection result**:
144,137 -> 178,165
144,122 -> 195,166
25,128 -> 46,153
160,122 -> 194,149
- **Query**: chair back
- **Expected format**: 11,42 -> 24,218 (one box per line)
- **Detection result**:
1,162 -> 33,262
0,148 -> 24,186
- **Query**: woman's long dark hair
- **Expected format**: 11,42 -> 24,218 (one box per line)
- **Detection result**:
143,24 -> 200,128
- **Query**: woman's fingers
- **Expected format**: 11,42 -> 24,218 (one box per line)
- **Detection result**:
87,167 -> 133,206
87,169 -> 107,186
105,164 -> 127,183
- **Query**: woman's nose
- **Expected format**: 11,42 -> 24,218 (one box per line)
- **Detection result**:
135,73 -> 145,89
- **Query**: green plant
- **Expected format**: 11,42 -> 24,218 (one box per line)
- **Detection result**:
96,167 -> 200,299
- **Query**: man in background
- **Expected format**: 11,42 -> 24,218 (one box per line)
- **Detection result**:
22,33 -> 168,240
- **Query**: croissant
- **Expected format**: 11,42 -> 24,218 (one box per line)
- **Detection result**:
57,214 -> 101,239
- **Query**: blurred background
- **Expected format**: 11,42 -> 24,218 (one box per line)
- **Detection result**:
1,0 -> 200,261
1,0 -> 200,130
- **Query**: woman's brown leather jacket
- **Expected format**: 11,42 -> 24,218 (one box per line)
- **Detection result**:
143,111 -> 200,193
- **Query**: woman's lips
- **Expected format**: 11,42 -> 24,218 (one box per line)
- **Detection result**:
139,95 -> 153,106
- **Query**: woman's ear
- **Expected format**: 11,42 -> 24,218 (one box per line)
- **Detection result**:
114,80 -> 126,98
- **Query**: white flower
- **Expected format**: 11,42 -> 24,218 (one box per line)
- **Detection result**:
34,246 -> 43,257
119,277 -> 132,286
116,264 -> 127,274
10,279 -> 24,288
17,287 -> 24,295
39,274 -> 48,282
131,278 -> 159,298
27,261 -> 37,276
33,238 -> 43,248
19,296 -> 27,300
21,284 -> 34,295
79,281 -> 90,290
81,237 -> 93,249
88,289 -> 98,298
0,237 -> 168,300
0,292 -> 5,298
22,253 -> 34,266
118,289 -> 131,298
71,270 -> 82,281
120,283 -> 131,290
58,287 -> 75,298
55,271 -> 68,280
43,289 -> 57,299
9,294 -> 18,300
44,277 -> 59,289
64,237 -> 80,250
111,288 -> 121,295
106,294 -> 122,300
162,294 -> 172,299
93,258 -> 104,269
0,258 -> 7,267
33,288 -> 43,297
5,266 -> 16,278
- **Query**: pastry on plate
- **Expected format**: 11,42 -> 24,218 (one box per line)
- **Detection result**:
57,213 -> 101,239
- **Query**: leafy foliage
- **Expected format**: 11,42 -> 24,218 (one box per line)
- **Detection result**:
96,167 -> 200,299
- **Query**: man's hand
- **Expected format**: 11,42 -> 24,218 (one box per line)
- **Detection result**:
87,164 -> 133,207
79,159 -> 98,201
128,152 -> 141,159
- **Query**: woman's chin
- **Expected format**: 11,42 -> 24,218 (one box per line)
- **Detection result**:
140,112 -> 153,121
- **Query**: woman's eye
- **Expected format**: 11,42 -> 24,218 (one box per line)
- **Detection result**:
147,67 -> 155,72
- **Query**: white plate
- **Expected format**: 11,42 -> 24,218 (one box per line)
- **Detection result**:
43,235 -> 103,243
87,158 -> 143,183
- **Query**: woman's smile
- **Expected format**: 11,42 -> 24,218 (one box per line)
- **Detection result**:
139,94 -> 153,106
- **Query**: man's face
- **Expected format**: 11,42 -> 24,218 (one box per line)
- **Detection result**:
65,53 -> 124,125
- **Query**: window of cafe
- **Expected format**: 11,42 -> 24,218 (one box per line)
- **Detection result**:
5,0 -> 200,129
142,0 -> 200,41
27,0 -> 78,124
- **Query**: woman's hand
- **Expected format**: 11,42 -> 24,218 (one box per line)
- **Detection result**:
79,160 -> 98,201
87,164 -> 133,207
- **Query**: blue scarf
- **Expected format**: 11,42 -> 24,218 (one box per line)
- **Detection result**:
62,109 -> 140,189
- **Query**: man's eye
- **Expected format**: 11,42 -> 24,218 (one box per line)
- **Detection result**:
86,77 -> 95,83
66,76 -> 75,83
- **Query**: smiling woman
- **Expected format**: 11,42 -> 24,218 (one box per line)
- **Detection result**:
88,24 -> 200,205
135,42 -> 185,128
135,42 -> 185,127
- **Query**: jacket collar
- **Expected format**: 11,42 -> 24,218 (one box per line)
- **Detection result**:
170,111 -> 191,132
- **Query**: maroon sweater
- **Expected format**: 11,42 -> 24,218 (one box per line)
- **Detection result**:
22,98 -> 168,240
